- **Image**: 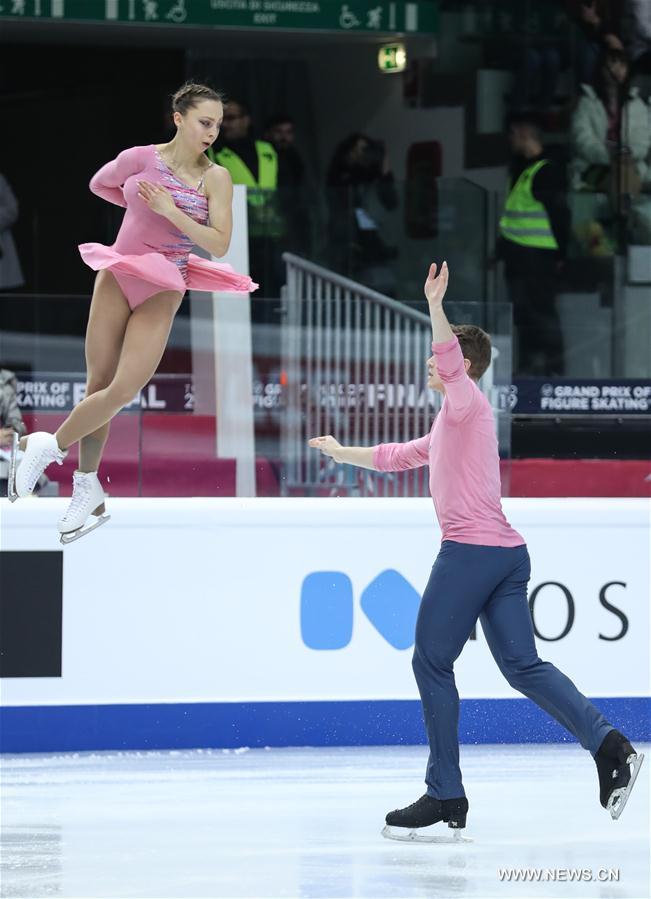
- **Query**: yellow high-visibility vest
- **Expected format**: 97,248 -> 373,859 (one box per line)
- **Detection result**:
499,160 -> 559,250
209,141 -> 283,237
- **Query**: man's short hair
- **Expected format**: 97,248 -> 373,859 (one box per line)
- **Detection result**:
226,98 -> 250,116
265,113 -> 294,131
505,108 -> 543,139
452,324 -> 492,381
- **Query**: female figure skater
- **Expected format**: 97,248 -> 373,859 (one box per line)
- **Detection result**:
10,83 -> 257,541
309,262 -> 643,841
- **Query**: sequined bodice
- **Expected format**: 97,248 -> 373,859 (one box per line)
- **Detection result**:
152,147 -> 210,223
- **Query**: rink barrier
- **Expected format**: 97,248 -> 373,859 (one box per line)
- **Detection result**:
1,497 -> 648,753
1,697 -> 649,753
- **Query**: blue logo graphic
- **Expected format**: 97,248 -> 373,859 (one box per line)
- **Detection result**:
301,572 -> 354,650
300,570 -> 420,651
360,570 -> 421,649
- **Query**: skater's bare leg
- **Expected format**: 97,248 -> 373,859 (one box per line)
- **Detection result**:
17,269 -> 130,462
55,289 -> 183,451
79,424 -> 111,475
80,270 -> 131,472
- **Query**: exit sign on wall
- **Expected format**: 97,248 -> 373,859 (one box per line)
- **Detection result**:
1,1 -> 438,34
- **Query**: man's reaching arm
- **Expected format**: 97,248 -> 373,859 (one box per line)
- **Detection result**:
425,261 -> 476,418
308,437 -> 377,469
308,434 -> 430,471
426,261 -> 455,345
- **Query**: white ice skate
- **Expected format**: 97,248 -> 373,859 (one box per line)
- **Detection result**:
7,431 -> 19,502
58,470 -> 110,544
608,752 -> 645,821
13,431 -> 66,498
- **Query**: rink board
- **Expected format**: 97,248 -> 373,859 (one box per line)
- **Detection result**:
1,498 -> 649,752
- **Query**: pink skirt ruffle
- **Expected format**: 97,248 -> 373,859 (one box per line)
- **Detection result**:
79,243 -> 258,310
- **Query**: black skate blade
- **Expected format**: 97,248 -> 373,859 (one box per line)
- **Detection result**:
60,514 -> 111,545
382,824 -> 473,844
608,753 -> 644,820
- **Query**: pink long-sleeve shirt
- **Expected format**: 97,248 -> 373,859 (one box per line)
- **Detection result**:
373,336 -> 524,547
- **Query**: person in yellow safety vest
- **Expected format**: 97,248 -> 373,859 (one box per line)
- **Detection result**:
497,110 -> 569,377
264,114 -> 312,258
206,99 -> 284,240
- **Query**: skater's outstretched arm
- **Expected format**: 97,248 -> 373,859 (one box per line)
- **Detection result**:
308,434 -> 430,471
425,262 -> 475,418
89,146 -> 147,208
308,437 -> 377,470
372,435 -> 430,471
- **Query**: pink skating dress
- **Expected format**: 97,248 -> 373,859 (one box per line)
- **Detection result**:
79,144 -> 258,309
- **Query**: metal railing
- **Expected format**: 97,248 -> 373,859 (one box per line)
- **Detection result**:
281,255 -> 514,497
281,254 -> 439,497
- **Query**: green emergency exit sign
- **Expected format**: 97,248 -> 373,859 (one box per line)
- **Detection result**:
378,42 -> 406,72
0,1 -> 438,34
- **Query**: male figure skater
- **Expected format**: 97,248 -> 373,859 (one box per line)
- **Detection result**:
309,262 -> 643,840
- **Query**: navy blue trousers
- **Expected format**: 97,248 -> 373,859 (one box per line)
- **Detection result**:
412,541 -> 613,799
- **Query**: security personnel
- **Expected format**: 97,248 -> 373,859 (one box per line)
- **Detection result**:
208,100 -> 283,238
208,99 -> 284,307
264,114 -> 311,257
499,160 -> 560,251
498,111 -> 569,376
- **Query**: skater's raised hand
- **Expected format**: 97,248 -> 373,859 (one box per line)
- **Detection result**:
426,261 -> 456,347
308,435 -> 343,462
137,180 -> 177,218
424,261 -> 449,309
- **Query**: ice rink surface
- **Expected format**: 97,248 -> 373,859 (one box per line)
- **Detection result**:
1,743 -> 648,899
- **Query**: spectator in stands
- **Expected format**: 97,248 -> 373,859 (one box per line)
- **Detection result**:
509,2 -> 570,113
566,0 -> 623,87
0,172 -> 24,290
0,368 -> 26,496
264,113 -> 311,258
498,111 -> 569,376
326,133 -> 398,296
0,368 -> 25,445
621,0 -> 651,84
207,99 -> 284,308
570,48 -> 650,198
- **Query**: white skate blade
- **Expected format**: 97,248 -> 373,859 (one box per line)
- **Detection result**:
608,752 -> 645,820
60,513 -> 111,544
382,824 -> 473,844
7,432 -> 18,502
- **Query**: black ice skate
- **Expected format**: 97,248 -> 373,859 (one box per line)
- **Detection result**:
382,794 -> 472,843
595,729 -> 645,820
